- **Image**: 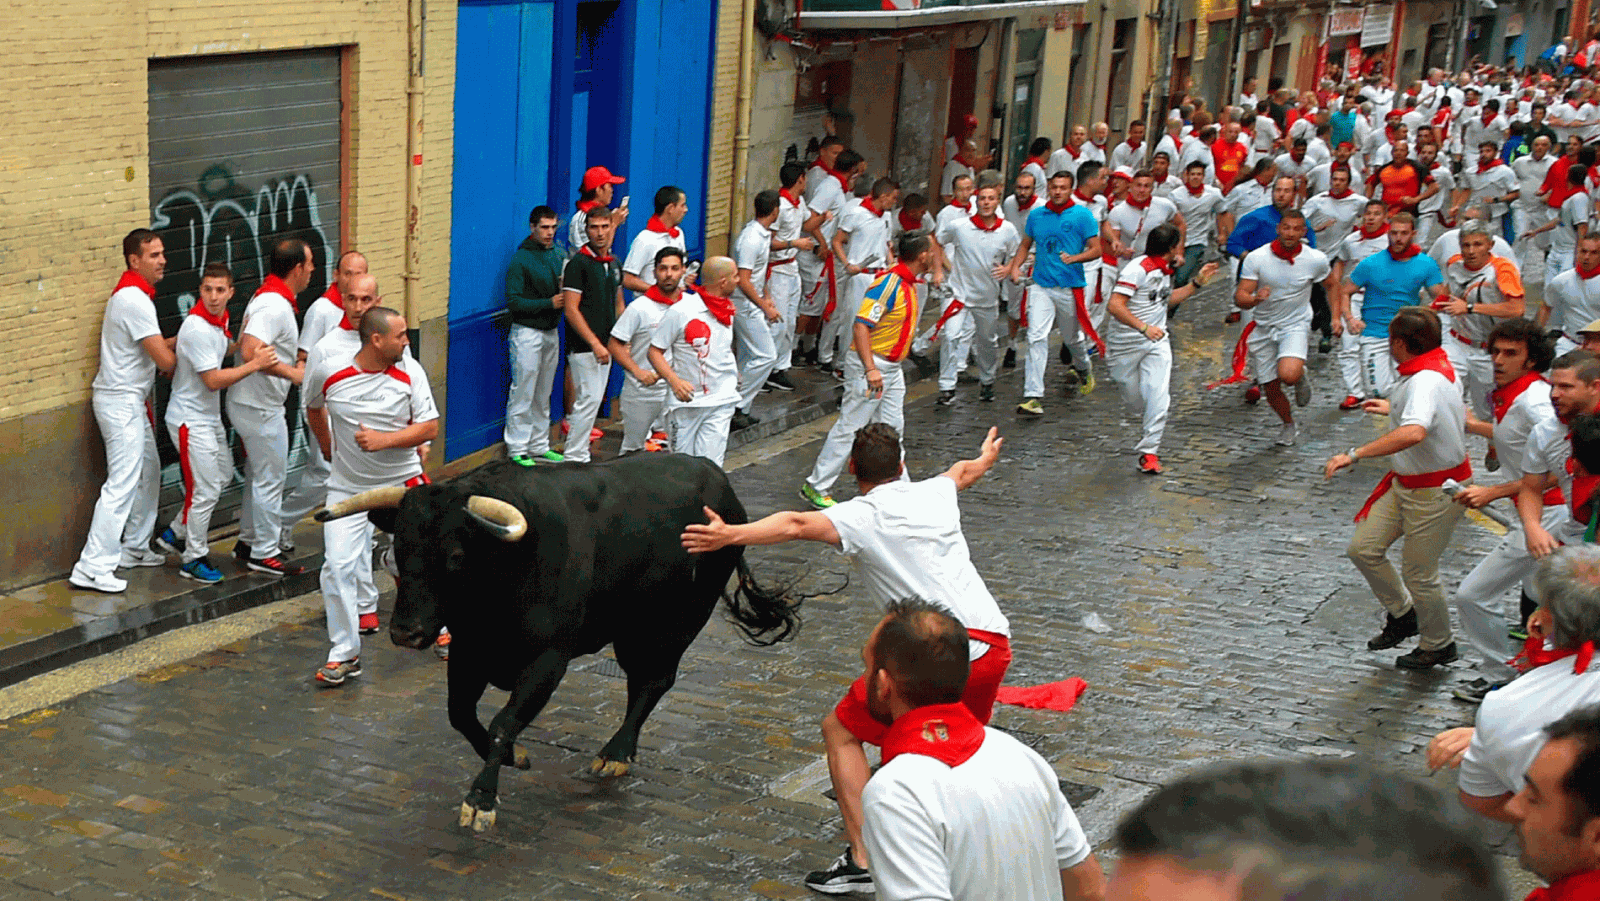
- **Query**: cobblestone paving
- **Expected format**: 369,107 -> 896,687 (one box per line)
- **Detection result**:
0,279 -> 1529,899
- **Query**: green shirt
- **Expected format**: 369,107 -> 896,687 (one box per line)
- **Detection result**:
562,248 -> 622,353
505,235 -> 566,330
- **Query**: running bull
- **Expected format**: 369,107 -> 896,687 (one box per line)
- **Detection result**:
316,454 -> 800,831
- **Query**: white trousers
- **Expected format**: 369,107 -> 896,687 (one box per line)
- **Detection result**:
227,398 -> 288,561
1358,336 -> 1398,398
734,302 -> 779,412
1109,340 -> 1173,454
279,407 -> 331,544
1024,286 -> 1089,397
1455,506 -> 1577,682
321,486 -> 379,663
798,252 -> 828,317
941,304 -> 1002,390
1516,206 -> 1553,285
166,420 -> 230,563
769,269 -> 801,370
503,324 -> 561,456
1337,294 -> 1367,397
1086,262 -> 1113,337
668,403 -> 735,467
807,353 -> 906,493
820,271 -> 868,366
73,392 -> 160,580
564,352 -> 611,463
1416,214 -> 1443,251
1442,340 -> 1494,420
619,382 -> 669,453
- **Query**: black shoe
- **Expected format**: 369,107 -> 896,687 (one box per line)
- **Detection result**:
1367,609 -> 1419,650
1002,347 -> 1017,369
979,382 -> 995,402
765,370 -> 796,392
1452,677 -> 1509,704
1318,334 -> 1333,354
1395,642 -> 1459,670
1059,344 -> 1071,365
937,389 -> 957,406
804,848 -> 873,896
730,411 -> 760,431
908,352 -> 937,378
232,540 -> 252,564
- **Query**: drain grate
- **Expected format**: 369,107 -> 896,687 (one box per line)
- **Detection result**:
578,657 -> 626,679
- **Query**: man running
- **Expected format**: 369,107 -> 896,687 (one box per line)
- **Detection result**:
1542,233 -> 1600,354
1332,200 -> 1397,409
1337,213 -> 1446,400
1169,161 -> 1225,287
1437,220 -> 1526,419
933,180 -> 1019,405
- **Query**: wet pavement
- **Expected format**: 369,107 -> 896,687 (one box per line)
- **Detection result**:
0,277 -> 1541,899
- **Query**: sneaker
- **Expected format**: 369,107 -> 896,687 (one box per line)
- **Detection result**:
232,540 -> 252,564
536,450 -> 565,463
359,612 -> 380,635
1508,624 -> 1530,641
1485,447 -> 1501,472
979,382 -> 995,402
1274,423 -> 1297,446
178,557 -> 224,583
118,548 -> 166,569
1076,367 -> 1096,396
68,569 -> 127,594
1339,395 -> 1364,411
731,410 -> 760,431
1452,677 -> 1509,704
765,370 -> 797,391
247,555 -> 305,577
510,454 -> 535,467
1002,347 -> 1017,369
315,658 -> 362,686
799,483 -> 837,510
154,527 -> 182,556
1138,453 -> 1162,474
1017,398 -> 1044,416
1318,334 -> 1333,354
589,428 -> 603,442
937,389 -> 957,406
279,537 -> 295,555
433,630 -> 451,660
1243,384 -> 1262,405
830,368 -> 845,383
1294,377 -> 1311,408
803,848 -> 873,896
1225,311 -> 1242,324
1395,642 -> 1459,670
1367,609 -> 1420,650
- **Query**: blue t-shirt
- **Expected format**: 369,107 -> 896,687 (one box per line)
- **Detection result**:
1347,251 -> 1444,338
1330,109 -> 1358,148
1026,203 -> 1100,289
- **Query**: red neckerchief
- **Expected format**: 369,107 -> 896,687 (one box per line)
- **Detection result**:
970,214 -> 1002,232
1270,239 -> 1301,262
1359,223 -> 1390,239
1482,108 -> 1498,127
1185,182 -> 1206,196
953,153 -> 978,169
1397,346 -> 1457,382
1015,194 -> 1039,210
1024,155 -> 1047,171
645,216 -> 681,239
1073,190 -> 1096,207
322,283 -> 342,307
1329,188 -> 1356,199
114,270 -> 155,299
1492,371 -> 1546,423
1579,262 -> 1600,280
879,702 -> 986,767
1389,242 -> 1423,261
898,209 -> 923,231
576,198 -> 602,214
830,168 -> 851,191
188,302 -> 231,338
1046,199 -> 1072,213
860,198 -> 883,218
1290,151 -> 1306,164
579,243 -> 615,263
1524,869 -> 1600,901
1063,142 -> 1082,159
1142,254 -> 1175,275
644,284 -> 680,306
779,188 -> 800,206
1478,158 -> 1505,173
1125,194 -> 1152,210
338,314 -> 359,331
1125,139 -> 1143,150
254,273 -> 298,313
888,262 -> 921,285
697,292 -> 735,327
1511,636 -> 1596,676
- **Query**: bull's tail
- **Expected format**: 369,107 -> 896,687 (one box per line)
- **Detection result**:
723,555 -> 803,646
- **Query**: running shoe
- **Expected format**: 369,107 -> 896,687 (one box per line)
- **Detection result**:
537,450 -> 565,462
1076,367 -> 1096,396
247,555 -> 305,577
731,411 -> 760,431
1395,642 -> 1458,670
68,569 -> 126,594
1017,398 -> 1044,416
799,484 -> 837,510
1339,395 -> 1364,411
315,658 -> 362,686
1294,376 -> 1311,407
1451,677 -> 1508,704
1275,423 -> 1297,446
118,548 -> 166,569
510,454 -> 535,467
937,389 -> 957,406
179,557 -> 223,584
1138,453 -> 1162,474
359,612 -> 380,635
803,848 -> 873,896
154,527 -> 182,556
1367,609 -> 1419,650
232,540 -> 252,564
765,370 -> 797,391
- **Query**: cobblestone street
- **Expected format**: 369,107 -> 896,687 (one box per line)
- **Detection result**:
0,280 -> 1529,900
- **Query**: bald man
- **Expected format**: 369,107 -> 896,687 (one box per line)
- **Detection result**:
649,256 -> 741,467
941,139 -> 989,208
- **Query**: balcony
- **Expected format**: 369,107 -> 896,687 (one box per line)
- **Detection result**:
795,0 -> 1084,29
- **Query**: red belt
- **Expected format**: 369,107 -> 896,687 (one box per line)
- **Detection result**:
1545,487 -> 1566,506
1450,329 -> 1488,350
404,473 -> 432,488
929,298 -> 966,341
1355,458 -> 1474,522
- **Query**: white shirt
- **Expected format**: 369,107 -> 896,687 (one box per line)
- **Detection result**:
1110,140 -> 1146,172
1109,256 -> 1175,351
1239,244 -> 1332,329
229,288 -> 299,412
839,201 -> 894,270
773,191 -> 811,277
1526,416 -> 1585,525
1545,270 -> 1600,337
622,226 -> 688,289
1252,115 -> 1280,152
1465,162 -> 1521,220
1553,192 -> 1593,258
1107,197 -> 1179,260
1152,135 -> 1182,170
1303,191 -> 1368,250
732,219 -> 773,307
1338,229 -> 1391,275
1418,164 -> 1456,218
1460,114 -> 1508,153
1274,152 -> 1316,183
1493,378 -> 1556,481
804,163 -> 833,206
1169,184 -> 1226,248
305,349 -> 437,494
935,215 -> 1020,308
861,727 -> 1092,901
1225,179 -> 1271,220
298,294 -> 344,358
1387,366 -> 1469,476
91,279 -> 162,398
1514,154 -> 1557,211
609,292 -> 673,397
1177,136 -> 1215,185
1461,659 -> 1600,798
1002,194 -> 1043,233
1427,228 -> 1516,273
812,176 -> 851,244
1302,158 -> 1356,199
650,293 -> 739,409
940,158 -> 975,199
1551,101 -> 1582,143
166,311 -> 230,426
1151,174 -> 1184,200
821,477 -> 1011,658
1046,145 -> 1090,181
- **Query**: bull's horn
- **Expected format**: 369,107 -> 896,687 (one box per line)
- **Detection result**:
465,496 -> 527,542
314,486 -> 408,521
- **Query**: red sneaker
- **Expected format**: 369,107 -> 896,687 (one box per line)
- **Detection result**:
1339,395 -> 1364,411
1225,311 -> 1242,324
1138,453 -> 1162,474
246,555 -> 305,577
1243,385 -> 1262,405
589,428 -> 603,442
359,612 -> 380,635
433,630 -> 451,660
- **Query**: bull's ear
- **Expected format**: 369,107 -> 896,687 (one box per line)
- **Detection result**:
367,510 -> 400,534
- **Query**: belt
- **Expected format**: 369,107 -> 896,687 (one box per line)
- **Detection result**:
404,473 -> 432,488
1545,487 -> 1566,506
1450,328 -> 1489,350
1355,458 -> 1474,522
768,255 -> 798,269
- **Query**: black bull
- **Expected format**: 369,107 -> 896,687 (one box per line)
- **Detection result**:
317,455 -> 801,831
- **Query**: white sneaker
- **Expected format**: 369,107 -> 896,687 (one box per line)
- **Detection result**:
69,569 -> 127,594
1275,423 -> 1298,446
1294,376 -> 1311,408
118,548 -> 167,568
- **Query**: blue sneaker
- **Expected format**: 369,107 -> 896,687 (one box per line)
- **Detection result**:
154,527 -> 182,555
179,557 -> 223,584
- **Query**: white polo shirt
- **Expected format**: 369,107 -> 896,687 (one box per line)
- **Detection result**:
1546,270 -> 1600,338
1002,194 -> 1042,234
651,293 -> 739,409
610,289 -> 676,398
305,349 -> 438,494
822,477 -> 1010,659
773,190 -> 810,278
1169,184 -> 1226,248
861,724 -> 1092,901
1109,256 -> 1175,352
623,222 -> 688,289
1387,361 -> 1469,477
1461,659 -> 1600,797
92,274 -> 163,399
298,291 -> 344,358
1303,191 -> 1369,251
1239,243 -> 1332,329
732,219 -> 773,307
1107,197 -> 1179,259
166,308 -> 231,426
229,279 -> 300,413
935,215 -> 1020,309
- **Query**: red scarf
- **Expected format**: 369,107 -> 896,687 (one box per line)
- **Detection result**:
780,188 -> 800,207
645,216 -> 681,239
1492,372 -> 1546,423
1063,142 -> 1082,159
1511,636 -> 1596,676
1125,139 -> 1143,150
322,283 -> 342,307
1073,190 -> 1096,207
254,273 -> 298,313
1523,869 -> 1600,901
898,209 -> 924,232
1397,346 -> 1457,382
1359,223 -> 1390,239
579,243 -> 615,263
644,285 -> 680,306
1478,157 -> 1505,173
879,702 -> 986,766
1142,254 -> 1175,275
114,270 -> 155,299
188,302 -> 231,338
1270,239 -> 1302,262
1125,194 -> 1152,210
338,314 -> 359,331
1024,155 -> 1047,171
1185,182 -> 1206,196
1047,199 -> 1072,213
697,292 -> 735,326
1389,243 -> 1423,261
1580,261 -> 1600,281
576,198 -> 602,214
970,214 -> 1002,232
860,198 -> 883,218
1329,188 -> 1356,199
1482,108 -> 1498,128
1015,194 -> 1039,211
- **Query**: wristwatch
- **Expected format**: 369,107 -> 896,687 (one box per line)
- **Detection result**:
1348,446 -> 1362,461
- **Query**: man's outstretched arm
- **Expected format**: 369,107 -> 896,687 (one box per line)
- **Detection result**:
941,426 -> 1004,490
681,507 -> 840,554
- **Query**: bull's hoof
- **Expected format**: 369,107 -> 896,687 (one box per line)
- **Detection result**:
589,757 -> 631,778
459,801 -> 497,832
512,744 -> 532,770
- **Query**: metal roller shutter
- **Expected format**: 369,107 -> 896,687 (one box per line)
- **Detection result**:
146,49 -> 342,520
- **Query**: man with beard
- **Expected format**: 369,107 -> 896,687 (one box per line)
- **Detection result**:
607,248 -> 688,454
1367,140 -> 1439,217
1336,214 -> 1445,400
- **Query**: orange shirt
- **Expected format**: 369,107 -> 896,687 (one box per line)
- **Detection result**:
1212,140 -> 1250,192
1369,161 -> 1432,214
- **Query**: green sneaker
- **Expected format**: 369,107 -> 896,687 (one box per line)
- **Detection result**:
799,483 -> 837,509
510,454 -> 535,467
1076,367 -> 1096,396
1017,398 -> 1044,416
536,450 -> 565,463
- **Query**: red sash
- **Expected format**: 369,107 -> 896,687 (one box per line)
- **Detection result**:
1354,459 -> 1474,522
1207,320 -> 1257,388
929,298 -> 966,342
1073,286 -> 1105,357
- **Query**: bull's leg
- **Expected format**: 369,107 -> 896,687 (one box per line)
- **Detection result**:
459,647 -> 569,832
594,645 -> 685,778
447,658 -> 534,771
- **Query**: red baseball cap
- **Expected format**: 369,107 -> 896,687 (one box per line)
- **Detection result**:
962,113 -> 978,129
581,166 -> 625,193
